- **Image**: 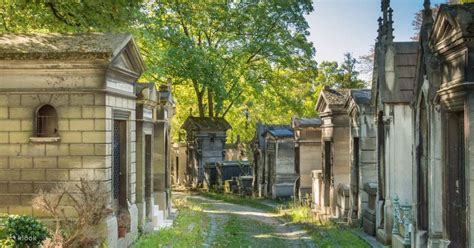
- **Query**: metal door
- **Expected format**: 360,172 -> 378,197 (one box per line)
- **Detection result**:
445,112 -> 466,247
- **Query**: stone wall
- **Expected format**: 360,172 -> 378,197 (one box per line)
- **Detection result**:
0,92 -> 115,214
299,144 -> 321,196
171,143 -> 187,185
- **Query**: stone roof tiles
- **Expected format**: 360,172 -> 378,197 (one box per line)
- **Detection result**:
0,33 -> 132,60
392,42 -> 418,103
322,87 -> 350,105
182,116 -> 231,131
350,89 -> 372,105
263,125 -> 294,138
292,117 -> 321,128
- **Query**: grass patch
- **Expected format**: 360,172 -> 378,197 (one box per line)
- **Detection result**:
212,214 -> 283,248
278,201 -> 370,247
134,197 -> 208,248
203,192 -> 370,247
202,191 -> 276,212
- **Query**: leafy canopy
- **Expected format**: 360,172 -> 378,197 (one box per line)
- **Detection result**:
0,1 -> 367,141
139,1 -> 317,118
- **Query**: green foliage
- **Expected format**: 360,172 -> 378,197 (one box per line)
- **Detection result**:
213,214 -> 281,247
4,215 -> 49,248
461,0 -> 474,3
203,192 -> 370,247
139,0 -> 317,140
0,1 -> 369,142
0,213 -> 8,240
134,197 -> 208,248
278,201 -> 370,248
0,0 -> 143,32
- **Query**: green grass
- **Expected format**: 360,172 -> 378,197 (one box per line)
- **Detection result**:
212,215 -> 283,248
204,192 -> 370,247
202,191 -> 277,212
134,197 -> 208,248
279,201 -> 370,248
304,222 -> 369,248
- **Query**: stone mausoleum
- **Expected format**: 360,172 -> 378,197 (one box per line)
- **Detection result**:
344,89 -> 376,228
315,87 -> 351,220
292,117 -> 321,200
182,117 -> 231,187
0,33 -> 173,247
262,125 -> 297,199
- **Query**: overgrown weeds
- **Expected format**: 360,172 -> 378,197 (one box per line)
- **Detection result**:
277,199 -> 370,247
134,196 -> 208,248
33,178 -> 112,248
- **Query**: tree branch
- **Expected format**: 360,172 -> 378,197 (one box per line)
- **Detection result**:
221,91 -> 243,118
45,2 -> 80,27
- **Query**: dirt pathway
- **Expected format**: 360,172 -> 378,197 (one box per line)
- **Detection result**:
186,194 -> 315,248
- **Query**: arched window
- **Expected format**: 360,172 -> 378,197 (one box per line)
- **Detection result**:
36,105 -> 58,137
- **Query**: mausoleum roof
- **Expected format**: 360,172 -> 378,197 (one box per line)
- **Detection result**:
292,117 -> 321,128
392,42 -> 418,103
321,88 -> 350,105
315,87 -> 351,113
182,116 -> 231,131
350,89 -> 371,105
263,125 -> 294,138
0,33 -> 134,60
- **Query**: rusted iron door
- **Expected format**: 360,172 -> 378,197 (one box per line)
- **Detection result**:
445,112 -> 466,247
145,135 -> 152,219
352,137 -> 360,218
323,141 -> 332,207
113,120 -> 128,209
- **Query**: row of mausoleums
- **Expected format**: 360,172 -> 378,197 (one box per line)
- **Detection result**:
171,1 -> 474,247
368,1 -> 474,247
0,33 -> 175,247
315,1 -> 474,247
261,1 -> 474,247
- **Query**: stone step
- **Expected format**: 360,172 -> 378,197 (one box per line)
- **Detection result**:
152,204 -> 175,231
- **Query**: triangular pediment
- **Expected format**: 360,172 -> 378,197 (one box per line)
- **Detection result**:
107,36 -> 146,82
111,43 -> 145,76
113,53 -> 135,72
430,6 -> 465,52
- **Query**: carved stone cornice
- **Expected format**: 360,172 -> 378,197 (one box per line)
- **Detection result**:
438,81 -> 474,111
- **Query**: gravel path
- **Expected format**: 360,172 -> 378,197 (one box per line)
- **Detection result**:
187,195 -> 315,248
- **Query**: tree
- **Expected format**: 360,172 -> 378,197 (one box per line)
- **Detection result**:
358,46 -> 375,85
0,1 -> 143,32
139,1 -> 317,119
338,53 -> 366,89
0,1 -> 318,142
312,53 -> 366,95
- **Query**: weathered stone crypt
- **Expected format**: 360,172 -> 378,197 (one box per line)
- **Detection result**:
315,87 -> 351,220
0,33 -> 174,247
344,89 -> 377,228
182,117 -> 231,187
410,1 -> 474,247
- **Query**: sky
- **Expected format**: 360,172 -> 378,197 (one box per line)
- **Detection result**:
306,0 -> 447,65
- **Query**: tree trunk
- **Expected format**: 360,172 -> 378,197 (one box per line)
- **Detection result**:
192,79 -> 205,117
208,88 -> 214,118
